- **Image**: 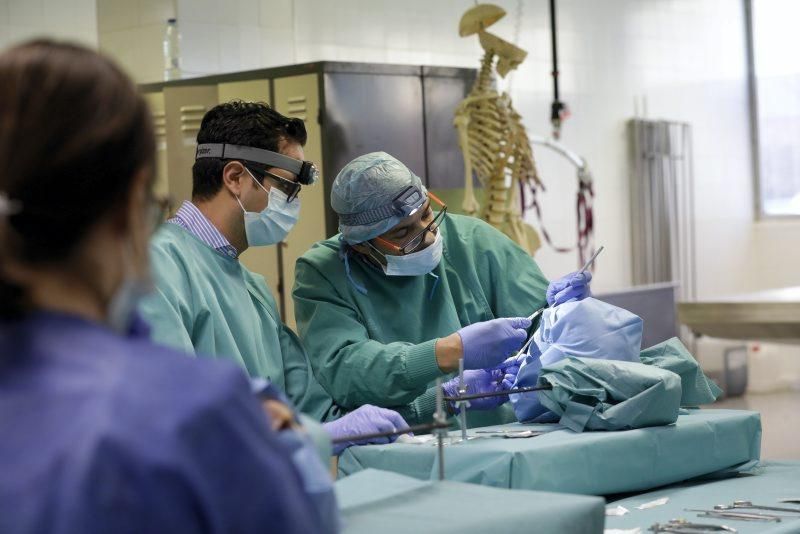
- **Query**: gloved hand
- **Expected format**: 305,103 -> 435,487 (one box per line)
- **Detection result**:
546,271 -> 593,307
442,355 -> 522,412
457,317 -> 531,370
323,405 -> 409,455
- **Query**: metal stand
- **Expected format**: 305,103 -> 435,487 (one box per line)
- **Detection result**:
434,378 -> 447,481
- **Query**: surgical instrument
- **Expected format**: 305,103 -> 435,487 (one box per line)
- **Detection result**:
522,245 -> 602,323
516,329 -> 539,358
649,519 -> 736,533
443,384 -> 553,403
685,509 -> 782,522
330,420 -> 451,445
527,307 -> 545,321
720,500 -> 800,513
579,245 -> 604,274
473,429 -> 543,438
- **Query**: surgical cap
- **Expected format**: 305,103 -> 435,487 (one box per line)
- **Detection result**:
511,298 -> 644,423
331,152 -> 427,244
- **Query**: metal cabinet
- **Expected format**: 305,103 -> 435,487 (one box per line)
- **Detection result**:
140,62 -> 475,328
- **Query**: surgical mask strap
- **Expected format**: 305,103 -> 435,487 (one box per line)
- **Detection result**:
427,272 -> 440,301
342,248 -> 368,295
235,168 -> 271,214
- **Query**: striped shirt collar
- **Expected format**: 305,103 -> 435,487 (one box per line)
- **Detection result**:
168,201 -> 239,259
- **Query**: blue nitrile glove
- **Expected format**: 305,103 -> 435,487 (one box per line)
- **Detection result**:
457,317 -> 531,370
442,355 -> 521,412
323,405 -> 409,455
546,271 -> 593,307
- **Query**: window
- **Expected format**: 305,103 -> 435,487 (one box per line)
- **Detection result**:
750,0 -> 800,216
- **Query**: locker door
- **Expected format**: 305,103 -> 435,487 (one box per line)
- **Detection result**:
142,91 -> 170,204
163,85 -> 218,205
215,80 -> 282,312
273,74 -> 325,331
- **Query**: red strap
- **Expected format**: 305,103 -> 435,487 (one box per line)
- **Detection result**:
519,176 -> 595,269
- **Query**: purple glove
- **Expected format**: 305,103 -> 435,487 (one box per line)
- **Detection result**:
442,356 -> 522,412
323,405 -> 409,455
457,317 -> 531,370
546,271 -> 593,307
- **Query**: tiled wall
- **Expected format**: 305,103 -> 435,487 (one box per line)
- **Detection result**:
97,0 -> 176,82
8,0 -> 797,298
0,0 -> 97,49
166,0 -> 793,298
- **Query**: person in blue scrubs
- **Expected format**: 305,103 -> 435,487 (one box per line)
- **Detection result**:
0,40 -> 338,533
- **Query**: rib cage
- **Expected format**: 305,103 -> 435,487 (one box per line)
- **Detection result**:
454,51 -> 542,254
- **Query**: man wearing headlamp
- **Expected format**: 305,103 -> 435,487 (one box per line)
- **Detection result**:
293,152 -> 593,426
139,102 -> 408,454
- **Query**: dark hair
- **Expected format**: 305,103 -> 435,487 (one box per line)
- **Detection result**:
192,100 -> 307,200
0,40 -> 155,319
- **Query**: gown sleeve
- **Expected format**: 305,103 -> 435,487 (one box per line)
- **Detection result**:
293,257 -> 442,411
62,364 -> 336,534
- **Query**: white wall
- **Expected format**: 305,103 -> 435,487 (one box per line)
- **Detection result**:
168,0 -> 798,298
96,0 -> 175,83
21,0 -> 795,298
0,0 -> 97,50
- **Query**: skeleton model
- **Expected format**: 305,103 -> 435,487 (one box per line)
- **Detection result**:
454,4 -> 542,255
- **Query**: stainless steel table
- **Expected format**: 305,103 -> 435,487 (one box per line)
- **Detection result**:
679,286 -> 800,340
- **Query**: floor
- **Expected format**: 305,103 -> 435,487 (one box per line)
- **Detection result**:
712,390 -> 800,459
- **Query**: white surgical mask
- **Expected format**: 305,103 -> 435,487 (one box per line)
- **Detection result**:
374,230 -> 443,276
237,170 -> 301,246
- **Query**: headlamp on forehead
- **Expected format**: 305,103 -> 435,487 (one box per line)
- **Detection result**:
338,185 -> 427,227
195,143 -> 319,185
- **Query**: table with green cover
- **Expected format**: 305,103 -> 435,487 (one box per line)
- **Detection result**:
606,461 -> 800,533
336,468 -> 605,533
338,409 -> 761,496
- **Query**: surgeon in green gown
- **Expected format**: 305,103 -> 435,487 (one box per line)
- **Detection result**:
293,152 -> 593,426
139,102 -> 410,451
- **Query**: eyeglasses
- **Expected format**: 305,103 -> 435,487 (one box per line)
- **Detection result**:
375,192 -> 447,255
246,164 -> 302,202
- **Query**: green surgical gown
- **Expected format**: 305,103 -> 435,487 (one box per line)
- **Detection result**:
140,223 -> 342,422
293,214 -> 549,425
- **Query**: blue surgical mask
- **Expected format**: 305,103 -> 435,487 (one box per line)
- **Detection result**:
370,229 -> 443,276
237,170 -> 301,247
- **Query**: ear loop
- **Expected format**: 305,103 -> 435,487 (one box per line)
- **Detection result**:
363,240 -> 389,267
236,168 -> 270,213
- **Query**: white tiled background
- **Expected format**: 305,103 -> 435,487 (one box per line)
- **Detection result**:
3,0 -> 799,298
0,0 -> 97,48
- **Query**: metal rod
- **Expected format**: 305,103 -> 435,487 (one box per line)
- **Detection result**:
435,378 -> 446,481
579,245 -> 604,274
549,0 -> 559,102
527,307 -> 545,321
458,358 -> 468,441
330,420 -> 451,445
444,384 -> 553,402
